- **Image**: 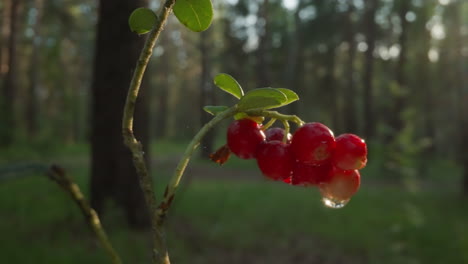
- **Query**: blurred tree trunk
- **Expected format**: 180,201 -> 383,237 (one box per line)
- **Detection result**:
153,30 -> 170,139
25,0 -> 44,139
417,5 -> 434,149
446,2 -> 468,196
390,0 -> 409,138
343,0 -> 358,133
90,0 -> 150,228
0,0 -> 11,79
256,0 -> 271,87
362,0 -> 377,140
0,0 -> 22,146
199,29 -> 216,157
324,47 -> 339,130
284,0 -> 305,115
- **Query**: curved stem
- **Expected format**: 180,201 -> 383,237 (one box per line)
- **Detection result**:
262,118 -> 276,130
156,106 -> 237,223
281,120 -> 290,143
47,166 -> 122,264
245,110 -> 305,126
121,1 -> 176,264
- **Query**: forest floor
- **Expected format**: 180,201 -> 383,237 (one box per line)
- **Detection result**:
1,142 -> 466,264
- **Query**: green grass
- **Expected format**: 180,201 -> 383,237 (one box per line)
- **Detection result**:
1,169 -> 467,263
1,140 -> 467,263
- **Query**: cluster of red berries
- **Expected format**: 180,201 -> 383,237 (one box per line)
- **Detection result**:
226,118 -> 367,207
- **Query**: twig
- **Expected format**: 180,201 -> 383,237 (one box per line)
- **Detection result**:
156,106 -> 237,224
121,1 -> 176,264
47,165 -> 122,264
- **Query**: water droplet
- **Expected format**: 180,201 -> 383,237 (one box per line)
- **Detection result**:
321,196 -> 350,209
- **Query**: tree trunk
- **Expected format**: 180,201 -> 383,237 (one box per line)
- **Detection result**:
0,0 -> 12,78
199,29 -> 216,158
390,0 -> 409,138
90,0 -> 150,228
154,31 -> 170,139
256,0 -> 271,87
25,0 -> 44,139
0,0 -> 21,146
447,2 -> 468,196
283,0 -> 305,115
362,0 -> 377,140
343,0 -> 358,133
324,47 -> 339,130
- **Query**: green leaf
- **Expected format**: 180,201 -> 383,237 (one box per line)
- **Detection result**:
213,73 -> 244,99
203,105 -> 229,115
275,88 -> 299,106
173,0 -> 213,32
128,8 -> 157,34
237,88 -> 288,111
234,113 -> 264,123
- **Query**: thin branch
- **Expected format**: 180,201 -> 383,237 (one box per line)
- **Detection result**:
246,110 -> 305,126
47,165 -> 122,264
121,1 -> 176,264
156,106 -> 237,224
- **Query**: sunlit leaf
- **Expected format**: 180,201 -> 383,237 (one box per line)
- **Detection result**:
213,73 -> 244,99
203,105 -> 229,115
237,88 -> 287,111
173,0 -> 213,32
275,88 -> 299,106
128,7 -> 157,34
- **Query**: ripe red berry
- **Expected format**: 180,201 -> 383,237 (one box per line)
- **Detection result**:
227,119 -> 265,159
332,134 -> 367,170
255,141 -> 294,180
265,127 -> 292,143
319,167 -> 360,201
291,162 -> 332,186
290,122 -> 336,165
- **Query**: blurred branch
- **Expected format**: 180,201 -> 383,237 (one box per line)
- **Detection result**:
47,165 -> 122,264
156,106 -> 237,224
121,1 -> 176,264
0,162 -> 48,181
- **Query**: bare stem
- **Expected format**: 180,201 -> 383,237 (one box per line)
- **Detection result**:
245,110 -> 305,126
47,165 -> 122,264
156,107 -> 237,224
122,1 -> 176,264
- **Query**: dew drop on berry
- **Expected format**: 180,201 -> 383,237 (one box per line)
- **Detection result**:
321,196 -> 350,209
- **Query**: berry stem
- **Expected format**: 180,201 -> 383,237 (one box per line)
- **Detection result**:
262,118 -> 277,130
281,120 -> 290,143
245,110 -> 305,126
156,106 -> 237,224
121,1 -> 176,264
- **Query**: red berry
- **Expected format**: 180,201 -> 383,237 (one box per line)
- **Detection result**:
256,141 -> 294,180
227,119 -> 265,159
291,162 -> 333,186
320,167 -> 360,201
265,127 -> 292,143
332,134 -> 367,170
290,122 -> 336,165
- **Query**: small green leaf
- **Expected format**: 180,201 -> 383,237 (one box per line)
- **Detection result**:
275,88 -> 299,106
203,105 -> 229,115
129,8 -> 157,34
213,73 -> 244,99
237,88 -> 287,111
173,0 -> 213,32
234,113 -> 265,123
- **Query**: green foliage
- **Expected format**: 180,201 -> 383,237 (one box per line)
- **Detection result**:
203,105 -> 229,116
208,74 -> 299,114
128,7 -> 157,34
237,88 -> 288,111
173,0 -> 213,32
213,73 -> 244,99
